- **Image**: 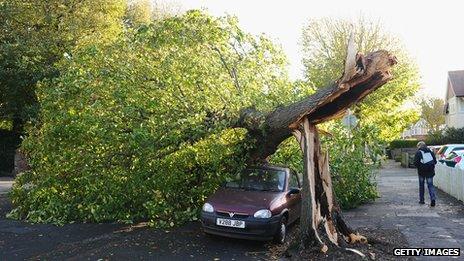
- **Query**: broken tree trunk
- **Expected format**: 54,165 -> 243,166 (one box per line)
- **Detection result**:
235,34 -> 397,252
293,118 -> 367,251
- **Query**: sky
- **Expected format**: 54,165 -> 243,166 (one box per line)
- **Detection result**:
161,0 -> 464,99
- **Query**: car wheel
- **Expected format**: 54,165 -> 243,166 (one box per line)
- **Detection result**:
273,216 -> 287,244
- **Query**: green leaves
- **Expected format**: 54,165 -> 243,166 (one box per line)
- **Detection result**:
0,0 -> 126,130
417,97 -> 445,132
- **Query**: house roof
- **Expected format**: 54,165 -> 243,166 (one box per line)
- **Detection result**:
448,70 -> 464,97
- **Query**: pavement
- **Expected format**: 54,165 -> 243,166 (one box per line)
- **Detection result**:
0,177 -> 14,195
1,160 -> 464,260
345,160 -> 464,260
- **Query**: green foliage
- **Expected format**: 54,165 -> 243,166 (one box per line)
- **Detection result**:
124,0 -> 181,27
301,16 -> 420,141
0,120 -> 12,130
417,97 -> 445,132
0,0 -> 126,131
325,123 -> 380,209
269,138 -> 303,173
271,121 -> 381,209
426,127 -> 464,145
125,0 -> 153,27
9,11 -> 294,226
389,139 -> 419,149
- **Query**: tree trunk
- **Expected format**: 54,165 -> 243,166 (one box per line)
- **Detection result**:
293,118 -> 367,252
235,34 -> 397,252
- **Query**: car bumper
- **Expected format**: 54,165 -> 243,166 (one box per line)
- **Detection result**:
200,212 -> 282,241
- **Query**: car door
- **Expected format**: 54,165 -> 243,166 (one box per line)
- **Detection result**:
287,170 -> 302,223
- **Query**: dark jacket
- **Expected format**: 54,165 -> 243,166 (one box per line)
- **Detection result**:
413,147 -> 437,178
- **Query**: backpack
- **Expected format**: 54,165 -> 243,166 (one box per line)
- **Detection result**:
420,151 -> 434,165
419,150 -> 435,174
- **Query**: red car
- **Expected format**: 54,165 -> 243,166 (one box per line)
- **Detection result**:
200,165 -> 302,244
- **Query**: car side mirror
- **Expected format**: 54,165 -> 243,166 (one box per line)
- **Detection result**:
287,188 -> 300,196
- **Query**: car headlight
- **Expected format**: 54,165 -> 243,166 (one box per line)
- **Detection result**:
253,209 -> 272,218
202,203 -> 214,213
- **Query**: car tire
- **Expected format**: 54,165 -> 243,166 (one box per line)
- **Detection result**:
273,216 -> 287,244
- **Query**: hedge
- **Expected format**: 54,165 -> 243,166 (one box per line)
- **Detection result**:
427,127 -> 464,145
389,139 -> 419,149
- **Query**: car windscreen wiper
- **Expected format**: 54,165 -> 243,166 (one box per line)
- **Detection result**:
243,187 -> 263,191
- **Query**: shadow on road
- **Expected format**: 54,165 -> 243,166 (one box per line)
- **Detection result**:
0,194 -> 269,260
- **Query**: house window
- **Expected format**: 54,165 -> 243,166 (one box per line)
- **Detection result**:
460,97 -> 464,112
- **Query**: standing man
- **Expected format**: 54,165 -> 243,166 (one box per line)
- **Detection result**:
413,141 -> 437,207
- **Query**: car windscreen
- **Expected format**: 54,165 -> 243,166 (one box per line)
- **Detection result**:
451,147 -> 464,153
225,169 -> 286,192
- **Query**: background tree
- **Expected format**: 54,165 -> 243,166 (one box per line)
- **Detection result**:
125,0 -> 153,27
0,0 -> 126,133
301,16 -> 420,141
0,0 -> 126,175
418,97 -> 445,132
125,0 -> 183,27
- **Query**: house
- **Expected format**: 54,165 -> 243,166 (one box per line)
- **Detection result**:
444,70 -> 464,128
401,118 -> 429,140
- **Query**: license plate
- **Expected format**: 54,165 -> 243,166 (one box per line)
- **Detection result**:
216,218 -> 245,228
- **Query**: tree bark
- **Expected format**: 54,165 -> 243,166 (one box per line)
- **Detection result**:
293,118 -> 367,252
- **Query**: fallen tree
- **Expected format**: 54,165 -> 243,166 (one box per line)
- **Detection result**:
9,12 -> 396,251
236,35 -> 397,251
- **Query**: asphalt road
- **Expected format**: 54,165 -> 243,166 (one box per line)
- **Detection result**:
0,176 -> 271,260
0,193 -> 270,260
